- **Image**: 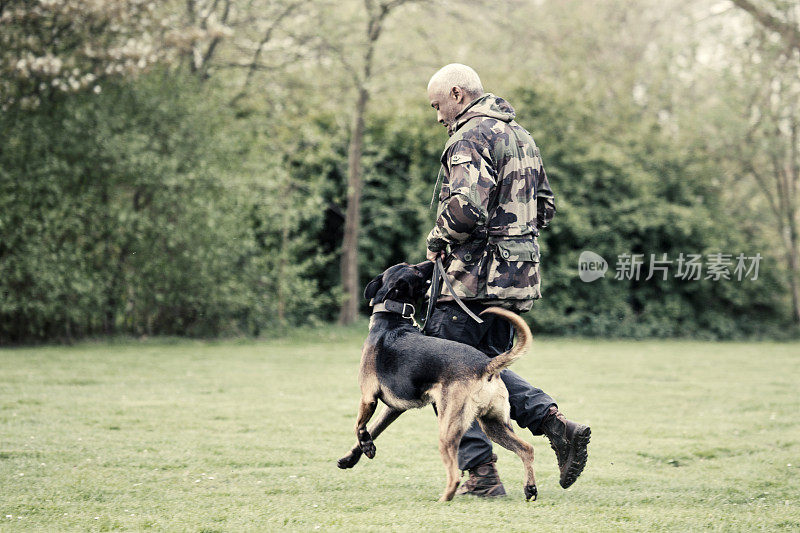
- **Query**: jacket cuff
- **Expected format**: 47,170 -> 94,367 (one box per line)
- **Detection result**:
426,230 -> 450,253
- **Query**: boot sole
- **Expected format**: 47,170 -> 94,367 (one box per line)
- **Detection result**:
455,486 -> 507,498
560,425 -> 591,489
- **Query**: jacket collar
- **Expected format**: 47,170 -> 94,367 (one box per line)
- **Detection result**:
449,93 -> 516,136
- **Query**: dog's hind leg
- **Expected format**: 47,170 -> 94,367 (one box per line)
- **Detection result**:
437,436 -> 461,503
435,387 -> 474,502
338,407 -> 403,469
479,416 -> 537,501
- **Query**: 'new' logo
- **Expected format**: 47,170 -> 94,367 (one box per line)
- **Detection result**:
578,251 -> 607,282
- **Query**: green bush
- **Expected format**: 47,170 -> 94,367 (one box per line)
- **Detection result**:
0,72 -> 312,342
509,88 -> 789,339
0,75 -> 793,342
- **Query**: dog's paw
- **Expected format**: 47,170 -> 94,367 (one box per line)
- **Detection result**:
337,449 -> 363,469
360,440 -> 376,459
524,484 -> 538,501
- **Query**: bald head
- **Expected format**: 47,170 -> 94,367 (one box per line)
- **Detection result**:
427,64 -> 484,134
427,63 -> 484,101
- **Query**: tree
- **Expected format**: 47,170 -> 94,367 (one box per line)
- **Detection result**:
733,39 -> 800,323
178,0 -> 313,87
334,0 -> 423,324
0,0 -> 201,110
721,1 -> 800,323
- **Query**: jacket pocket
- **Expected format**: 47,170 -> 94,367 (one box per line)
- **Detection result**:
450,239 -> 485,264
494,239 -> 540,262
426,304 -> 470,341
486,238 -> 540,299
442,240 -> 486,299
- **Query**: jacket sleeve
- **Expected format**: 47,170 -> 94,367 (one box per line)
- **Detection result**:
535,158 -> 556,230
427,140 -> 496,252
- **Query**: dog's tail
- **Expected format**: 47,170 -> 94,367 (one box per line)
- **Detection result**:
481,307 -> 532,376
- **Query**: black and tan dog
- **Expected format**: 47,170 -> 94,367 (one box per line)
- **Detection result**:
337,261 -> 538,502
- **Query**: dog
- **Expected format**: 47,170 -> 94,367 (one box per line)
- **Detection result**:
337,261 -> 538,502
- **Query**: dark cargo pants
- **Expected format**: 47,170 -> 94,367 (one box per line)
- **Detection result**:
424,301 -> 556,471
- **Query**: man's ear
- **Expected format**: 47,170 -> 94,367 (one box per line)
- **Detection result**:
450,86 -> 463,103
364,274 -> 383,300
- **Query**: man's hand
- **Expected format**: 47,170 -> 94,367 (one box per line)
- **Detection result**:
426,248 -> 444,262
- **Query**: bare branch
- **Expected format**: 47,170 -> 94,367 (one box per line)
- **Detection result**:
316,32 -> 361,86
731,0 -> 800,53
237,0 -> 305,92
200,0 -> 222,26
186,0 -> 197,23
381,0 -> 411,11
195,0 -> 231,77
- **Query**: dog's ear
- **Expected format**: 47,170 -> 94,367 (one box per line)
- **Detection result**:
413,260 -> 435,279
363,274 -> 383,300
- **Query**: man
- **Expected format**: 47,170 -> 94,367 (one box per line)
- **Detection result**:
423,63 -> 590,497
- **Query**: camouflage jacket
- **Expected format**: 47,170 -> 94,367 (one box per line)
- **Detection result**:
426,93 -> 555,312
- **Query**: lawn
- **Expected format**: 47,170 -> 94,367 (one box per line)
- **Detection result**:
1,325 -> 799,531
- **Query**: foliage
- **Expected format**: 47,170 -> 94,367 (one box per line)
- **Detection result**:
2,77 -> 794,341
2,0 -> 799,341
267,89 -> 791,339
510,88 -> 789,338
0,0 -> 201,110
0,71 -> 314,342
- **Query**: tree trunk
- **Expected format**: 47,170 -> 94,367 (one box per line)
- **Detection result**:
788,98 -> 800,324
339,86 -> 369,324
788,242 -> 800,324
787,194 -> 800,324
277,181 -> 291,324
337,0 -> 410,324
278,220 -> 289,324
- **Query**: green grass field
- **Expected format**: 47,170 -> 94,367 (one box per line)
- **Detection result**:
1,325 -> 799,531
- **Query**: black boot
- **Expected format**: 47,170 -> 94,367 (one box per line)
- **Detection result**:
541,406 -> 591,489
454,454 -> 507,497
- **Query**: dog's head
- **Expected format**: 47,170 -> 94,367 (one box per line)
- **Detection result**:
364,261 -> 435,304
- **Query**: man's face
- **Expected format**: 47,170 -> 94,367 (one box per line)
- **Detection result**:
428,85 -> 466,136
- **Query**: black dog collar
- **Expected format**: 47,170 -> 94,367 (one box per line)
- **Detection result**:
370,299 -> 415,319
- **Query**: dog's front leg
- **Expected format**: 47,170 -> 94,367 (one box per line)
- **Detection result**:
338,406 -> 403,469
354,395 -> 379,459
